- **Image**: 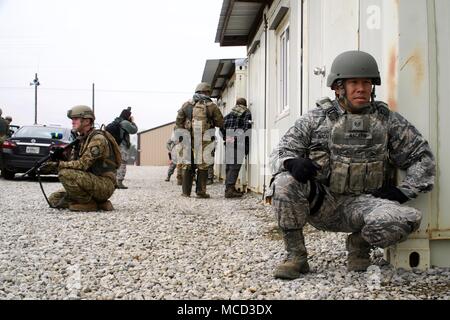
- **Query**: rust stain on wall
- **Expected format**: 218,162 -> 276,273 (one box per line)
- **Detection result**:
400,49 -> 425,92
387,46 -> 398,111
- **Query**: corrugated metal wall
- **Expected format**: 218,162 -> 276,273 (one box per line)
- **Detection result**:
138,123 -> 175,166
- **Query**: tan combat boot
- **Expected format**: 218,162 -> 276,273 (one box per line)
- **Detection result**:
274,229 -> 310,280
196,170 -> 210,199
48,192 -> 70,209
225,186 -> 243,198
69,200 -> 98,212
116,180 -> 128,189
97,200 -> 114,211
346,232 -> 371,272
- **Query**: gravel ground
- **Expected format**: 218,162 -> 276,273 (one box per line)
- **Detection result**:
0,166 -> 449,300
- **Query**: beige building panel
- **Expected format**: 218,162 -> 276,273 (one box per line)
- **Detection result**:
138,122 -> 175,166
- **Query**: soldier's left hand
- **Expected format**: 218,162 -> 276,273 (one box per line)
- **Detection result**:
284,158 -> 321,184
49,147 -> 65,161
372,186 -> 409,204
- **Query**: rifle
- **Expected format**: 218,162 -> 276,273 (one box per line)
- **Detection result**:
21,136 -> 81,208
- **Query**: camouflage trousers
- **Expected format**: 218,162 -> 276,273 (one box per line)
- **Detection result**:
117,144 -> 129,181
167,162 -> 176,177
208,164 -> 214,181
269,172 -> 422,248
49,169 -> 115,205
167,162 -> 183,180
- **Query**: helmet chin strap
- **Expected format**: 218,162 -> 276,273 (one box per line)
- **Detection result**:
371,85 -> 376,102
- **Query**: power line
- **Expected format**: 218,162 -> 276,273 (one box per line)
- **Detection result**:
0,86 -> 191,95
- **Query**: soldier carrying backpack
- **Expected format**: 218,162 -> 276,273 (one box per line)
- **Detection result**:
105,107 -> 138,189
175,82 -> 224,198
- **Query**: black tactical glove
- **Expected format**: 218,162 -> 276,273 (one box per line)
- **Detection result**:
372,186 -> 409,204
49,147 -> 65,162
284,158 -> 321,184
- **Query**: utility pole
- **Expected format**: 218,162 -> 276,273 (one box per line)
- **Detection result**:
30,73 -> 40,125
92,83 -> 95,113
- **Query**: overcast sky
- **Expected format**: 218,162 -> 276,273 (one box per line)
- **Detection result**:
0,0 -> 246,136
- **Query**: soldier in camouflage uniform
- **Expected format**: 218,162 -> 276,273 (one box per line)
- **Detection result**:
4,116 -> 13,138
115,108 -> 138,189
165,135 -> 183,185
0,108 -> 8,174
175,82 -> 224,198
48,105 -> 118,212
267,51 -> 436,279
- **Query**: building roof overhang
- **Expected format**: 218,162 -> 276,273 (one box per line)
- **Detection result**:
201,58 -> 246,98
215,0 -> 272,47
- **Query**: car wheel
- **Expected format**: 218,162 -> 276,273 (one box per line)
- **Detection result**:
1,169 -> 15,180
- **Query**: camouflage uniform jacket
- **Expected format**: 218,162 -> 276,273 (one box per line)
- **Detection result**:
270,99 -> 436,199
59,129 -> 117,182
119,119 -> 138,149
175,99 -> 224,131
0,117 -> 7,144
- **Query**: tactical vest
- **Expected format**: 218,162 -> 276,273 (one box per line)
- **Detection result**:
317,98 -> 390,195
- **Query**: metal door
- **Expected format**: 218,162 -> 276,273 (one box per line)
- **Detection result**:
306,0 -> 360,110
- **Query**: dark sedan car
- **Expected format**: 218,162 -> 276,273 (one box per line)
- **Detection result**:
1,125 -> 75,180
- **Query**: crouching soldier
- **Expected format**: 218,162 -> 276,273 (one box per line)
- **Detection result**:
267,51 -> 436,279
48,105 -> 121,212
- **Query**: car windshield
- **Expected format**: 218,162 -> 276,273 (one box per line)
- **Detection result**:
14,126 -> 66,139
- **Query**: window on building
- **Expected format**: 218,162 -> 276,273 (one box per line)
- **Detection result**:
279,26 -> 290,114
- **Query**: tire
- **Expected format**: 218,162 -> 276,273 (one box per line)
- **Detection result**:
1,169 -> 15,180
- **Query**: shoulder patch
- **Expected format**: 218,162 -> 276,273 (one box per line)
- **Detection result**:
90,146 -> 100,157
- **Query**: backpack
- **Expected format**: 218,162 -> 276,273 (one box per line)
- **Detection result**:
88,129 -> 122,170
189,101 -> 214,133
105,118 -> 123,145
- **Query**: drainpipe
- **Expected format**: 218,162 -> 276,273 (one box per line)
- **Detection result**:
262,13 -> 268,200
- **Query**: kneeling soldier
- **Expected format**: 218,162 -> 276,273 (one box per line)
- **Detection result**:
48,105 -> 120,212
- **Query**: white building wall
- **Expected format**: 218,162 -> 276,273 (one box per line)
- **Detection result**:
430,0 -> 450,267
247,33 -> 266,193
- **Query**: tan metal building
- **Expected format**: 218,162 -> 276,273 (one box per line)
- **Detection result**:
137,121 -> 175,166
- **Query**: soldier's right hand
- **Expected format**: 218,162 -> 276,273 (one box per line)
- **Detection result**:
284,158 -> 321,184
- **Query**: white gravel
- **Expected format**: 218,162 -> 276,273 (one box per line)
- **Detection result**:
0,166 -> 449,300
